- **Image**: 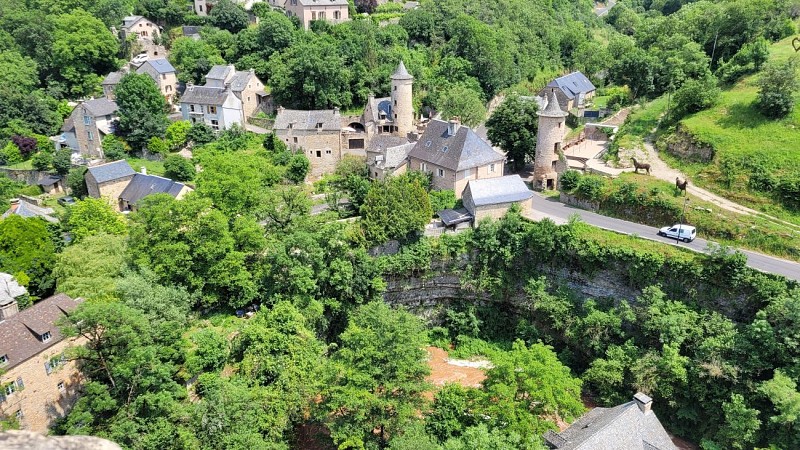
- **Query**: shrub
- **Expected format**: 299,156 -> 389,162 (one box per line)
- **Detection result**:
286,154 -> 310,184
163,155 -> 195,182
31,152 -> 52,171
575,176 -> 605,202
102,135 -> 127,161
52,149 -> 72,176
671,75 -> 720,119
559,170 -> 581,191
756,59 -> 800,119
430,190 -> 457,214
0,142 -> 22,166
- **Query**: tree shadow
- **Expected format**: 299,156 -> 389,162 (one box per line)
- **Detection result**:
716,101 -> 770,129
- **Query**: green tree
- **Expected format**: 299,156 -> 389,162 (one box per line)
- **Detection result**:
268,34 -> 353,109
115,268 -> 193,326
713,393 -> 761,450
186,328 -> 229,375
115,73 -> 169,151
52,148 -> 73,176
360,173 -> 432,245
0,215 -> 56,296
53,233 -> 127,300
165,121 -> 192,151
31,151 -> 52,171
147,136 -> 168,155
169,37 -> 225,84
65,197 -> 127,242
286,153 -> 310,184
52,9 -> 119,96
210,0 -> 249,33
164,155 -> 195,181
0,51 -> 39,93
436,84 -> 487,128
322,302 -> 430,448
759,370 -> 800,449
756,58 -> 800,119
66,166 -> 88,198
671,75 -> 720,119
187,122 -> 216,145
486,94 -> 538,172
101,135 -> 127,161
195,152 -> 282,218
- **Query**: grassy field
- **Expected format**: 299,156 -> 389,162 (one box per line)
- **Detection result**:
606,96 -> 669,162
0,160 -> 35,170
661,34 -> 800,223
126,157 -> 166,176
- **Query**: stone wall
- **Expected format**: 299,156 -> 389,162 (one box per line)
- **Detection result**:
559,191 -> 599,211
0,169 -> 52,186
663,127 -> 715,163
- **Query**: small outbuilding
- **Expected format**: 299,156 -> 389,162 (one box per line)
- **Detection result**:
461,175 -> 533,224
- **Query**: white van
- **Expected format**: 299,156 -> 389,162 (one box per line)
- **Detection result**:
658,224 -> 696,242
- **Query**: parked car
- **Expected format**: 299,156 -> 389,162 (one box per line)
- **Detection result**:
58,196 -> 76,206
658,224 -> 696,242
131,53 -> 148,66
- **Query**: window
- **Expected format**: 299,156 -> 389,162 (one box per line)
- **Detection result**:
0,354 -> 7,366
15,410 -> 23,420
394,100 -> 397,106
490,163 -> 496,173
394,86 -> 397,91
558,121 -> 562,128
5,384 -> 14,396
87,131 -> 93,141
209,106 -> 217,114
312,11 -> 316,20
334,10 -> 340,19
293,137 -> 298,143
57,382 -> 65,394
83,115 -> 91,125
41,331 -> 52,342
316,122 -> 323,129
464,168 -> 473,178
210,119 -> 219,130
326,150 -> 332,154
442,146 -> 448,153
190,105 -> 195,112
45,354 -> 65,375
318,11 -> 326,19
437,168 -> 444,177
198,4 -> 202,11
421,162 -> 427,172
200,105 -> 205,113
316,151 -> 322,158
288,123 -> 293,129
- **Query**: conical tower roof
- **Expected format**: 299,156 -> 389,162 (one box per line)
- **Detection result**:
538,90 -> 568,118
391,61 -> 413,80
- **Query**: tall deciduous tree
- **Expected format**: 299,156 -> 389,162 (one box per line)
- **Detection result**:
65,197 -> 127,242
436,84 -> 487,128
360,173 -> 432,245
52,9 -> 119,96
210,0 -> 249,33
756,59 -> 800,119
53,233 -> 127,300
486,94 -> 538,172
0,215 -> 56,296
115,73 -> 169,151
322,302 -> 430,448
169,37 -> 225,84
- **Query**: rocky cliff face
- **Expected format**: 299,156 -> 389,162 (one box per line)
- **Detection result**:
0,430 -> 122,450
662,127 -> 715,163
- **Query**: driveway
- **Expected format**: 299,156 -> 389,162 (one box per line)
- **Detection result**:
528,193 -> 800,282
594,0 -> 616,16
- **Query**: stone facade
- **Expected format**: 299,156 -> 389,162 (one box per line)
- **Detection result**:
471,199 -> 533,223
62,101 -> 119,158
533,90 -> 568,190
407,156 -> 502,199
85,173 -> 134,204
277,128 -> 343,179
136,60 -> 178,104
0,338 -> 84,432
284,0 -> 350,30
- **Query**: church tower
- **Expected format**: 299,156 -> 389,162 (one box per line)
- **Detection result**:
533,90 -> 568,190
390,61 -> 414,136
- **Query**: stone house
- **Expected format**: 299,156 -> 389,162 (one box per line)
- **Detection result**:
136,59 -> 178,104
84,160 -> 136,204
2,198 -> 58,224
407,119 -> 505,198
538,71 -> 596,112
461,175 -> 533,223
544,393 -> 677,450
273,108 -> 348,179
180,65 -> 268,130
362,62 -> 414,138
119,16 -> 165,59
284,0 -> 350,29
365,135 -> 413,180
0,288 -> 85,433
118,173 -> 193,212
101,71 -> 125,100
58,99 -> 119,159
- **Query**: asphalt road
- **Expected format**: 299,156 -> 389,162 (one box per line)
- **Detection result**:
531,194 -> 800,282
594,0 -> 617,16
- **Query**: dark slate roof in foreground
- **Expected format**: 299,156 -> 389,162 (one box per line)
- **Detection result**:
83,98 -> 119,117
546,71 -> 596,100
0,294 -> 82,371
140,58 -> 176,74
2,201 -> 58,223
408,119 -> 504,171
86,160 -> 136,184
181,86 -> 232,105
465,175 -> 532,206
544,397 -> 677,450
438,207 -> 472,226
274,109 -> 341,131
118,173 -> 186,205
102,71 -> 124,86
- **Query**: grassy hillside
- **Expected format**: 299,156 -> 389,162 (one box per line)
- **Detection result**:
662,35 -> 800,222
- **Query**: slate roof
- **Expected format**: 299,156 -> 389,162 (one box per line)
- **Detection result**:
181,86 -> 232,105
102,71 -> 124,86
0,273 -> 26,307
182,26 -> 201,37
367,97 -> 393,123
206,65 -> 234,81
391,61 -> 413,80
0,294 -> 82,371
408,119 -> 504,171
122,15 -> 144,29
438,207 -> 472,226
86,160 -> 135,184
544,396 -> 677,450
83,98 -> 119,117
139,58 -> 176,74
228,71 -> 255,92
546,71 -> 596,100
2,201 -> 58,223
60,116 -> 75,133
464,175 -> 532,207
119,173 -> 187,205
36,175 -> 62,187
274,109 -> 342,131
539,90 -> 569,118
367,136 -> 414,170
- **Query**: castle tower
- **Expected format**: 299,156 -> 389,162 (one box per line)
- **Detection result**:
533,90 -> 568,190
390,61 -> 414,136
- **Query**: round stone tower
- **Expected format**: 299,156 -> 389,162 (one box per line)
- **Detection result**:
390,61 -> 414,136
533,90 -> 568,190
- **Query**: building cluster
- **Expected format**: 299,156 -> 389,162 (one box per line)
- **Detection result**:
193,0 -> 350,30
84,160 -> 192,213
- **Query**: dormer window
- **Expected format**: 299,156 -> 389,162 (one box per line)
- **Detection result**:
288,123 -> 293,129
83,115 -> 91,125
41,331 -> 52,343
0,354 -> 7,365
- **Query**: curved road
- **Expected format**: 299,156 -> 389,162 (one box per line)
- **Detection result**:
528,194 -> 800,282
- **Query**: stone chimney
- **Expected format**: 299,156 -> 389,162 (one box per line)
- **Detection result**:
447,117 -> 461,136
141,166 -> 147,175
333,107 -> 340,116
633,392 -> 653,414
0,273 -> 26,320
186,82 -> 194,91
0,298 -> 19,320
